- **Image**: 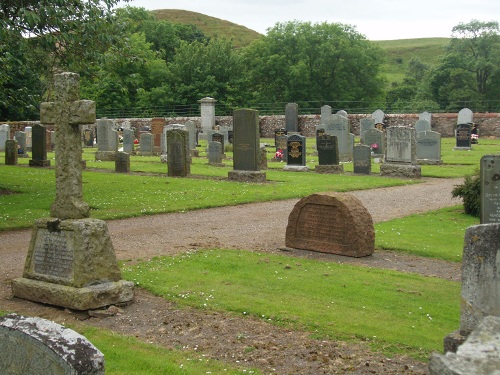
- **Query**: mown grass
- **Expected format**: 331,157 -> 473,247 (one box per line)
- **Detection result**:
123,249 -> 460,361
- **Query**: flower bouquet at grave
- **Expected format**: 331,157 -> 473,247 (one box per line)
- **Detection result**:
371,143 -> 379,154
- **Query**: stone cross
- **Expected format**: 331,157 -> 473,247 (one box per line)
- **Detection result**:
40,72 -> 96,219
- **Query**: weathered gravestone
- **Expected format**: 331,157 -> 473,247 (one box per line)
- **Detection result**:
199,97 -> 216,135
457,108 -> 473,125
0,124 -> 10,152
415,119 -> 431,133
228,109 -> 266,182
167,128 -> 190,177
184,120 -> 198,156
320,105 -> 332,125
315,134 -> 343,174
211,132 -> 225,156
371,109 -> 385,128
207,141 -> 224,166
353,144 -> 372,174
139,132 -> 154,155
480,155 -> 500,224
284,134 -> 308,172
25,126 -> 32,151
83,128 -> 94,147
115,151 -> 130,173
416,130 -> 442,165
29,124 -> 51,167
419,111 -> 432,124
12,72 -> 134,311
455,123 -> 472,150
380,126 -> 421,178
430,316 -> 500,375
5,139 -> 18,165
274,128 -> 287,149
443,222 -> 500,354
15,131 -> 28,157
363,128 -> 385,157
275,134 -> 288,162
150,117 -> 165,153
95,118 -> 118,161
0,314 -> 105,375
122,128 -> 135,153
323,114 -> 352,162
359,117 -> 375,143
285,102 -> 299,133
285,193 -> 374,257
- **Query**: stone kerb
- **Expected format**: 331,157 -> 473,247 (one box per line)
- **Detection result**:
0,314 -> 105,375
285,193 -> 374,257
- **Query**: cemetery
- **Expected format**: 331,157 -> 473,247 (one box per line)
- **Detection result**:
1,85 -> 500,373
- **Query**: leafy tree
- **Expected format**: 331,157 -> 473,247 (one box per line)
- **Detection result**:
428,20 -> 500,111
242,21 -> 386,108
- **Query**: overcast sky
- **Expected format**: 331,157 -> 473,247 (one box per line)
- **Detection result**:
119,0 -> 499,40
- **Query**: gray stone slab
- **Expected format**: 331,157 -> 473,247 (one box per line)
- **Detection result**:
353,144 -> 371,174
417,130 -> 442,164
457,108 -> 473,125
481,155 -> 500,224
415,119 -> 431,133
167,128 -> 190,177
5,139 -> 18,165
385,126 -> 416,164
285,102 -> 299,132
232,109 -> 261,172
0,124 -> 10,152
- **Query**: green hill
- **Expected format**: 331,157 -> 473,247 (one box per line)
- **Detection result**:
152,9 -> 451,84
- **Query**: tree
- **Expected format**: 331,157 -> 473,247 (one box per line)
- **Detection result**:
242,21 -> 386,108
428,20 -> 500,111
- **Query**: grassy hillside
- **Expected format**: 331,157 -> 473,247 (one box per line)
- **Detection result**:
152,9 -> 262,48
152,9 -> 451,84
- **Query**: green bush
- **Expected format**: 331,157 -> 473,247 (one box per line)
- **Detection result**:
452,173 -> 480,217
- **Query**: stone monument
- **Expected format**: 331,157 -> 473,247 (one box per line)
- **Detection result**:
12,72 -> 134,311
380,126 -> 421,178
480,155 -> 500,224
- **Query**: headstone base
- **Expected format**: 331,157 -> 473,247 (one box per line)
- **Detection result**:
453,147 -> 472,151
29,160 -> 51,167
380,163 -> 421,178
228,170 -> 266,183
417,159 -> 443,165
443,329 -> 468,354
95,151 -> 116,161
283,165 -> 309,172
11,278 -> 134,311
315,165 -> 344,174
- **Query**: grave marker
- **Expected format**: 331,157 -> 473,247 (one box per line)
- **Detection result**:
353,144 -> 372,174
151,117 -> 165,152
480,155 -> 500,224
457,108 -> 473,125
208,141 -> 223,165
25,126 -> 32,151
320,105 -> 332,125
419,111 -> 432,124
167,128 -> 190,177
362,128 -> 384,157
380,126 -> 421,178
29,124 -> 51,167
323,114 -> 352,161
4,139 -> 18,165
416,130 -> 442,165
415,119 -> 431,133
0,124 -> 10,152
139,132 -> 154,155
115,151 -> 130,173
455,123 -> 472,150
122,128 -> 134,153
83,128 -> 94,147
315,134 -> 343,174
284,134 -> 308,171
96,118 -> 118,161
15,131 -> 28,157
285,102 -> 299,133
359,117 -> 375,143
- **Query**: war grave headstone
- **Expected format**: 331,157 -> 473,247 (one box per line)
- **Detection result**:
363,128 -> 385,158
320,105 -> 332,126
416,130 -> 442,165
323,113 -> 352,162
199,97 -> 216,140
167,127 -> 191,177
12,72 -> 134,311
151,117 -> 165,153
359,117 -> 375,143
25,126 -> 32,151
15,131 -> 28,157
139,132 -> 154,155
315,134 -> 343,174
0,314 -> 105,375
5,139 -> 18,165
115,151 -> 130,173
0,124 -> 10,152
455,123 -> 472,150
419,111 -> 432,124
284,193 -> 374,257
95,117 -> 118,161
284,134 -> 308,172
285,102 -> 299,133
83,128 -> 94,147
442,222 -> 500,355
353,144 -> 372,174
122,128 -> 135,153
415,119 -> 431,133
228,109 -> 266,182
380,126 -> 421,178
29,124 -> 51,167
207,141 -> 224,166
430,316 -> 500,375
480,155 -> 500,224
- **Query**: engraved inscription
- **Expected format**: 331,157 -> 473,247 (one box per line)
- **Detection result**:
296,204 -> 347,244
33,229 -> 74,279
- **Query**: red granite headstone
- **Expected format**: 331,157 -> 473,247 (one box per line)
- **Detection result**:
151,117 -> 166,152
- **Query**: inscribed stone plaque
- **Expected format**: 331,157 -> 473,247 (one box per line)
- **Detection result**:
480,155 -> 500,224
317,134 -> 339,165
456,123 -> 472,148
33,228 -> 74,281
416,130 -> 441,163
233,109 -> 260,171
285,193 -> 374,257
0,314 -> 105,375
385,126 -> 415,164
353,145 -> 371,174
286,134 -> 306,166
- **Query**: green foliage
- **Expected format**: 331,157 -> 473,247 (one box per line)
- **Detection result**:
452,173 -> 481,217
124,249 -> 460,360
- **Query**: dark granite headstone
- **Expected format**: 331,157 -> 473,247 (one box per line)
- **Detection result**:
29,124 -> 51,167
5,139 -> 18,165
480,155 -> 500,224
317,134 -> 339,165
286,134 -> 306,166
353,145 -> 371,174
232,109 -> 260,171
455,123 -> 472,149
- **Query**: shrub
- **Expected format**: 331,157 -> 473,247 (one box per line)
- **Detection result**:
452,173 -> 480,217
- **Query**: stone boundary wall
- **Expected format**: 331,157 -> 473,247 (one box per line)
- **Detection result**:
5,113 -> 500,138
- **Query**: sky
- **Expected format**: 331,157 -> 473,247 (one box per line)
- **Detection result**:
118,0 -> 499,40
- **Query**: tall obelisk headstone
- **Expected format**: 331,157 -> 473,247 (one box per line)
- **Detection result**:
12,72 -> 134,311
